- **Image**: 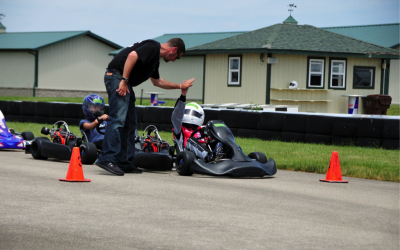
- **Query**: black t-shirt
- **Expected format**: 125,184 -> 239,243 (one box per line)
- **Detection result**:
108,40 -> 160,87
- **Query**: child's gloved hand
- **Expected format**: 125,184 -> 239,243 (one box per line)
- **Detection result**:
98,114 -> 109,121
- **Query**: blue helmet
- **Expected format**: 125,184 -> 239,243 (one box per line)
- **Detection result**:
82,94 -> 105,120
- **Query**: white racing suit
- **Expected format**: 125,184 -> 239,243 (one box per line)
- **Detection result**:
171,96 -> 210,161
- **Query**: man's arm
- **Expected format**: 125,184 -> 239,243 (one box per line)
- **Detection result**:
117,51 -> 139,96
150,78 -> 194,90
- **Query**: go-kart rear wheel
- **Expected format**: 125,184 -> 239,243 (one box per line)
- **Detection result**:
80,142 -> 98,165
21,131 -> 34,140
31,137 -> 49,160
175,151 -> 194,176
248,152 -> 268,164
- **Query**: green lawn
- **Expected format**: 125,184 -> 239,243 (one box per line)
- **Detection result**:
6,121 -> 400,182
387,104 -> 400,116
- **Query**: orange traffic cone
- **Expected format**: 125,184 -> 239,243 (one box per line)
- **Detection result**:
59,147 -> 91,182
320,151 -> 348,183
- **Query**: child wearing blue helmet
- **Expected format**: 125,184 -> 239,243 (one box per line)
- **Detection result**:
80,94 -> 108,150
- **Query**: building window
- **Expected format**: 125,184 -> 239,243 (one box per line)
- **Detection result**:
307,58 -> 324,88
329,59 -> 346,89
228,56 -> 241,86
353,66 -> 375,89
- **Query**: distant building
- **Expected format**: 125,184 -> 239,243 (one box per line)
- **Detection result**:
0,22 -> 122,97
322,23 -> 399,104
186,17 -> 399,113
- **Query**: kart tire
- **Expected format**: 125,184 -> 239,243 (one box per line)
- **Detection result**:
80,142 -> 98,165
31,137 -> 49,160
175,151 -> 194,176
21,131 -> 34,141
248,152 -> 268,164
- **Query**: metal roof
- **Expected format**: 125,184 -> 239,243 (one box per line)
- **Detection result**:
321,23 -> 399,48
109,31 -> 246,55
187,23 -> 399,59
0,31 -> 122,50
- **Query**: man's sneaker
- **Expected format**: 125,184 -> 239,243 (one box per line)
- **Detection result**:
123,166 -> 142,174
119,164 -> 142,174
95,161 -> 124,176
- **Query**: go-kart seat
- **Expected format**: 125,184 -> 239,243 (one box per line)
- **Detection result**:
206,120 -> 251,162
80,130 -> 89,143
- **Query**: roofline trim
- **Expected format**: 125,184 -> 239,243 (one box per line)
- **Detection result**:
34,31 -> 122,50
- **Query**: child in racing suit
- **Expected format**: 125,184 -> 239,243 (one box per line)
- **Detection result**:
79,94 -> 108,150
171,87 -> 222,162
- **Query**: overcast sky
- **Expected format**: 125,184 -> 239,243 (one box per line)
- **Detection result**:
1,0 -> 399,47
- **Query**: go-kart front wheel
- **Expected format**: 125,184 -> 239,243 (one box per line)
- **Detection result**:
31,137 -> 49,160
248,152 -> 268,164
80,142 -> 98,165
175,151 -> 195,176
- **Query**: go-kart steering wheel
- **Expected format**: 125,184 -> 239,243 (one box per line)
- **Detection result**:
96,119 -> 107,135
55,121 -> 70,132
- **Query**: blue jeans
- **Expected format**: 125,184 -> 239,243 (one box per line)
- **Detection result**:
98,70 -> 137,168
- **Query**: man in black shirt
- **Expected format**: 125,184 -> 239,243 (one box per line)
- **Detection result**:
96,38 -> 194,176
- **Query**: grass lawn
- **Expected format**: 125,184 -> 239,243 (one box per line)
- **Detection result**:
387,104 -> 400,116
6,121 -> 400,182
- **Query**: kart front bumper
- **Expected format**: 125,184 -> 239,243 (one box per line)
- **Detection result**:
190,158 -> 277,177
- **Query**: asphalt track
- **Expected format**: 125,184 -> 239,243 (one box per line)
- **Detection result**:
0,150 -> 399,250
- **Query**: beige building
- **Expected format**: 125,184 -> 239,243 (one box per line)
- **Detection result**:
0,25 -> 122,97
388,59 -> 399,104
323,23 -> 400,105
188,18 -> 399,113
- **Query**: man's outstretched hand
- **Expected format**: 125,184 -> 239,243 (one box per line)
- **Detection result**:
181,78 -> 194,90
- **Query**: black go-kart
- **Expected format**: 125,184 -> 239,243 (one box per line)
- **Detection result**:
28,121 -> 98,164
133,125 -> 175,171
175,120 -> 277,177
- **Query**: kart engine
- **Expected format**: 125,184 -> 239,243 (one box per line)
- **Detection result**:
41,121 -> 78,146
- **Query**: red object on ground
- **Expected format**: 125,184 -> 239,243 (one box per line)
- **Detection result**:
320,151 -> 348,183
59,147 -> 91,182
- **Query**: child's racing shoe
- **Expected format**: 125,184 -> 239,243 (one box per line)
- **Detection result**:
213,142 -> 223,158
